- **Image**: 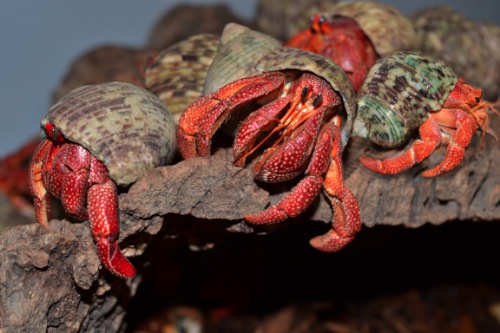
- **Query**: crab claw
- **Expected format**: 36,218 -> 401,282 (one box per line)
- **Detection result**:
177,72 -> 286,159
309,187 -> 360,252
87,161 -> 136,278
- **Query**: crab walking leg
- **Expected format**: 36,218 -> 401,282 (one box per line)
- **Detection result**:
421,108 -> 479,177
309,121 -> 361,252
245,117 -> 339,226
29,139 -> 53,228
177,72 -> 286,159
359,116 -> 443,175
87,157 -> 136,278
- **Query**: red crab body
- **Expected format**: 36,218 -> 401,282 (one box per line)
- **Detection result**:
285,15 -> 378,92
29,124 -> 136,278
178,71 -> 361,252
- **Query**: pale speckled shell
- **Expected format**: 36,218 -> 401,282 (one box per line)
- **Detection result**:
354,52 -> 458,147
145,33 -> 220,122
204,23 -> 356,148
43,82 -> 177,186
321,1 -> 422,56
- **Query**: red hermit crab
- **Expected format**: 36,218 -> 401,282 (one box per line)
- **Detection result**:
285,1 -> 421,92
353,52 -> 498,177
177,24 -> 361,252
29,82 -> 177,277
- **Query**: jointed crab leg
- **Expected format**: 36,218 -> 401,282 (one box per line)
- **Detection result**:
29,139 -> 53,228
310,120 -> 361,252
87,159 -> 136,278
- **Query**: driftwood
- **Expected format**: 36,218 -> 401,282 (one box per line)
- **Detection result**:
0,115 -> 498,331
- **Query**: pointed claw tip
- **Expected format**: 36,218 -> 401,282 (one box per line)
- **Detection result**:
97,240 -> 137,278
309,231 -> 354,253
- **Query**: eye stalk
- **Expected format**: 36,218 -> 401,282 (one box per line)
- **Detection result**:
43,122 -> 65,144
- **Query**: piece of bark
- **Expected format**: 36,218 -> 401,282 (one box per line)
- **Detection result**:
0,117 -> 498,331
0,154 -> 267,332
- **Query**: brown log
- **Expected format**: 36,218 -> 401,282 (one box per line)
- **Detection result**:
0,116 -> 498,331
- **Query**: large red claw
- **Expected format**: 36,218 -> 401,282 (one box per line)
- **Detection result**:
87,159 -> 136,278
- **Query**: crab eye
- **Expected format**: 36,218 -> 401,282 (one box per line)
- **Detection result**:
44,123 -> 64,143
313,94 -> 323,107
319,16 -> 326,25
301,85 -> 309,100
475,96 -> 481,103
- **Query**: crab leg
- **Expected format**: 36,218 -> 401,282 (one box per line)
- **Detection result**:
87,156 -> 136,278
177,72 -> 286,159
359,115 -> 442,175
309,120 -> 361,252
29,138 -> 53,228
421,108 -> 479,177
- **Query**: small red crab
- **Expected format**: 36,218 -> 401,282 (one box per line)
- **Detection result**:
285,2 -> 421,92
285,14 -> 378,92
29,82 -> 177,278
30,123 -> 136,278
178,70 -> 360,252
178,24 -> 362,252
353,52 -> 499,177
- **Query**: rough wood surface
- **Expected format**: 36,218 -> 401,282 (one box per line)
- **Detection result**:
0,114 -> 498,332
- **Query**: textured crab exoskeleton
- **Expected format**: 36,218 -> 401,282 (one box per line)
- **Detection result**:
29,82 -> 177,278
353,51 -> 499,177
177,23 -> 361,252
285,1 -> 421,92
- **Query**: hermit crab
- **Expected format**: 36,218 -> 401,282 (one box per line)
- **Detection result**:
177,23 -> 361,252
29,82 -> 177,278
353,51 -> 498,177
285,1 -> 421,92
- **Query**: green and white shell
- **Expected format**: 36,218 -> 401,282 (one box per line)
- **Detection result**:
353,51 -> 458,147
204,23 -> 356,148
42,82 -> 177,186
320,1 -> 422,57
145,33 -> 220,122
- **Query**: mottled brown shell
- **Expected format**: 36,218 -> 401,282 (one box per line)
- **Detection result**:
354,52 -> 458,147
204,23 -> 356,147
43,82 -> 177,186
145,33 -> 220,122
321,1 -> 422,56
413,6 -> 500,100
